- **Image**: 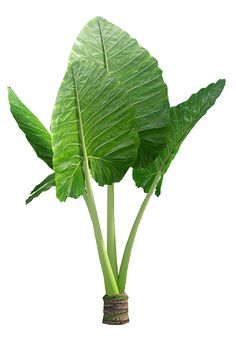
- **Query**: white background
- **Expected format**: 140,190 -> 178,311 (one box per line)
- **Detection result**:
0,0 -> 235,348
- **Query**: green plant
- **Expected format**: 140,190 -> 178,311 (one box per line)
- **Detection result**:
8,17 -> 225,325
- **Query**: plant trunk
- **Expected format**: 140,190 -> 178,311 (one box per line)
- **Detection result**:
102,293 -> 129,325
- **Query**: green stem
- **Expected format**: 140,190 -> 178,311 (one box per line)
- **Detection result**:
107,184 -> 119,283
74,75 -> 118,295
82,177 -> 119,295
118,173 -> 161,293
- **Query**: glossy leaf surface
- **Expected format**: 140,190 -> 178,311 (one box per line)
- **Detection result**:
8,87 -> 53,168
69,16 -> 170,166
51,60 -> 139,201
133,79 -> 226,195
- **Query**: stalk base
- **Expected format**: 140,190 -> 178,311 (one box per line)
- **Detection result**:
102,293 -> 129,325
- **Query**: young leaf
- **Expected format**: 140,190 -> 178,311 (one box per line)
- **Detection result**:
26,173 -> 55,204
51,60 -> 139,201
133,79 -> 226,195
69,16 -> 170,167
8,87 -> 53,168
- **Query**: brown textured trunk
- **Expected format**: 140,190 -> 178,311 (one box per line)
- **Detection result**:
102,293 -> 129,325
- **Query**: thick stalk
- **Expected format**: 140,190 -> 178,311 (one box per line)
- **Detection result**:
82,175 -> 119,295
118,173 -> 161,293
73,73 -> 118,295
107,184 -> 118,283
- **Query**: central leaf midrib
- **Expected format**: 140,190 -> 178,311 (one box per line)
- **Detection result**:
72,67 -> 88,168
97,18 -> 109,72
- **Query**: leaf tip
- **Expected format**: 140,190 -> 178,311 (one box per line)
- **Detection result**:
7,86 -> 13,98
216,78 -> 226,92
56,193 -> 66,203
7,86 -> 16,105
95,15 -> 106,21
25,195 -> 32,205
219,78 -> 226,84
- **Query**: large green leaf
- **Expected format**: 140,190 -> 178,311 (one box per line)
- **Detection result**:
51,60 -> 139,201
69,16 -> 170,167
133,79 -> 226,195
8,87 -> 53,168
8,88 -> 55,203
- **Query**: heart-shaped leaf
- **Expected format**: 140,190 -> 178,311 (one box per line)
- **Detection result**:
51,60 -> 139,201
69,16 -> 170,167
